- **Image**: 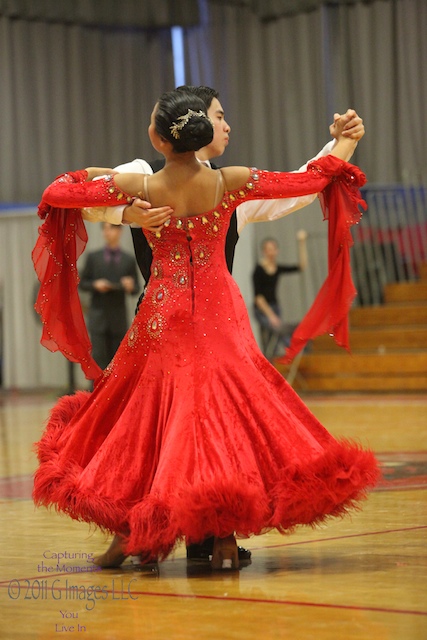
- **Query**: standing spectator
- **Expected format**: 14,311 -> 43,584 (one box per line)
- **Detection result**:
80,223 -> 140,370
253,232 -> 307,358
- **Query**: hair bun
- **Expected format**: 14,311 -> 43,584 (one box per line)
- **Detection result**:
175,114 -> 214,152
156,91 -> 214,153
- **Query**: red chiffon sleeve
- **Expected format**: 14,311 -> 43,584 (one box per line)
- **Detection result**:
33,171 -> 134,380
271,155 -> 367,363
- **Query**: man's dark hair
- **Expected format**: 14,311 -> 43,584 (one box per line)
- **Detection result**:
176,85 -> 219,111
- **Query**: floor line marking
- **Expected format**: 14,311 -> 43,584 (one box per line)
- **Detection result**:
0,580 -> 425,617
249,524 -> 427,550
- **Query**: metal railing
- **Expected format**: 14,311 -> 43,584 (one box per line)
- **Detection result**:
352,185 -> 427,306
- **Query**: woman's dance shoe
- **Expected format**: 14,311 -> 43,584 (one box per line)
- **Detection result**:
211,535 -> 239,570
93,535 -> 127,568
130,551 -> 158,566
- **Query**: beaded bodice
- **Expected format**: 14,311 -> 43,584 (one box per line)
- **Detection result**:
132,175 -> 262,343
35,158 -> 366,375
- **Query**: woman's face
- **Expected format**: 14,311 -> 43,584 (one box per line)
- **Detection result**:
263,241 -> 279,261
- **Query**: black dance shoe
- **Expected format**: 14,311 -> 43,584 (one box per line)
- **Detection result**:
186,537 -> 251,561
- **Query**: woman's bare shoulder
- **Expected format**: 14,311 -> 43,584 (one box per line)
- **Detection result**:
220,166 -> 251,191
113,173 -> 145,197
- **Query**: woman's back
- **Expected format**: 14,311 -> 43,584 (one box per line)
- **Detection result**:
115,164 -> 251,219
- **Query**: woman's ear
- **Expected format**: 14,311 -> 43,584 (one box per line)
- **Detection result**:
158,136 -> 173,153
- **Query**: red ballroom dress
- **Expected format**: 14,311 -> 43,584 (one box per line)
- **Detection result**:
33,157 -> 380,559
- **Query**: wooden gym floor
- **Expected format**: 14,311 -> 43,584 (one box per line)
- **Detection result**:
0,391 -> 426,640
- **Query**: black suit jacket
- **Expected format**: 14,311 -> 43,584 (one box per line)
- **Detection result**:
131,159 -> 239,283
80,248 -> 140,333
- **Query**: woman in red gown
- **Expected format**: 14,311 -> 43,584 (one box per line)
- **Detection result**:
33,89 -> 379,570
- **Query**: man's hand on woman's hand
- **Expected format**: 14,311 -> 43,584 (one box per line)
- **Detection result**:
122,195 -> 173,231
330,109 -> 365,141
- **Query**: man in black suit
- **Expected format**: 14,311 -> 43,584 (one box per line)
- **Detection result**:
80,223 -> 140,370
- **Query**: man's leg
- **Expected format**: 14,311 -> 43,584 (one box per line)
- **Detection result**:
187,537 -> 251,561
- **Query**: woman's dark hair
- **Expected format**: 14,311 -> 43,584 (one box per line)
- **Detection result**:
155,89 -> 214,153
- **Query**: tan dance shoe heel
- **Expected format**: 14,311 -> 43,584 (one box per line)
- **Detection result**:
211,535 -> 239,570
93,535 -> 127,568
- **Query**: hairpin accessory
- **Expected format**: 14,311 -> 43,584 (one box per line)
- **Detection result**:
169,109 -> 211,140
